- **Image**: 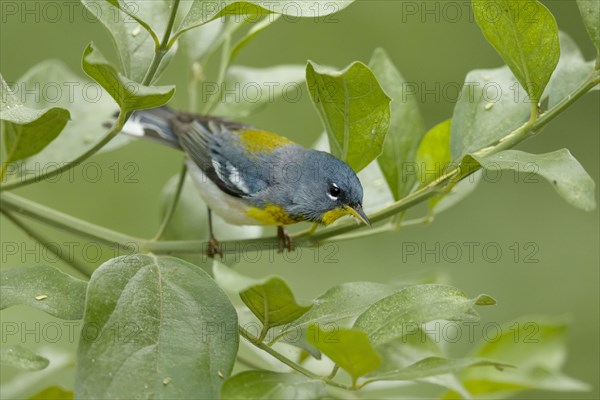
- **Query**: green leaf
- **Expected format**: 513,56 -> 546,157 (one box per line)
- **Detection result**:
278,282 -> 399,335
354,284 -> 496,347
368,356 -> 510,382
369,48 -> 425,199
415,119 -> 452,186
272,281 -> 399,358
240,276 -> 312,331
471,149 -> 596,211
0,345 -> 49,371
446,317 -> 590,397
306,61 -> 391,172
177,0 -> 354,35
101,0 -> 159,44
307,323 -> 381,384
577,0 -> 600,52
28,386 -> 73,400
75,255 -> 238,399
1,60 -> 132,186
81,0 -> 176,82
81,43 -> 175,112
450,65 -> 530,160
221,371 -> 325,400
546,32 -> 597,108
1,75 -> 70,168
473,0 -> 560,104
214,64 -> 306,118
0,265 -> 87,320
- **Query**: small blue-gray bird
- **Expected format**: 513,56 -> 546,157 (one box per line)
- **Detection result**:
120,106 -> 370,256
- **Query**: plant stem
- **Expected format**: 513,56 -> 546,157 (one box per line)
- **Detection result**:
1,210 -> 94,277
142,0 -> 181,86
0,192 -> 140,252
1,0 -> 183,192
1,70 -> 597,255
328,365 -> 340,379
300,69 -> 600,246
1,112 -> 126,191
0,160 -> 9,182
239,326 -> 354,391
296,176 -> 447,247
152,162 -> 187,241
324,216 -> 433,243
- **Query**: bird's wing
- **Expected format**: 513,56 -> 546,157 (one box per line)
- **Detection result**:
171,116 -> 268,198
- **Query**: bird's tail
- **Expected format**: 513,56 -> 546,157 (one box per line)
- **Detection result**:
119,106 -> 181,149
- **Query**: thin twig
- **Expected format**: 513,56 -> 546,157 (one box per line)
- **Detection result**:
0,65 -> 597,257
142,0 -> 181,86
239,325 -> 354,391
152,162 -> 187,241
1,210 -> 93,277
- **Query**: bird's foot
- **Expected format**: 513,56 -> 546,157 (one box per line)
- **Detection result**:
277,226 -> 295,253
207,236 -> 223,258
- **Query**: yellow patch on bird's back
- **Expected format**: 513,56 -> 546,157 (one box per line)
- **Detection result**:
321,208 -> 352,225
238,129 -> 294,154
246,204 -> 300,225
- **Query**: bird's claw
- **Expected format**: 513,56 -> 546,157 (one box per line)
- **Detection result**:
277,226 -> 295,253
207,237 -> 223,258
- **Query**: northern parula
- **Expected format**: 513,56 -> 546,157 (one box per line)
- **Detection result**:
120,106 -> 370,256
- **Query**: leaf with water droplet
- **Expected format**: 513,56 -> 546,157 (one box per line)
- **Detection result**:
81,0 -> 177,82
451,66 -> 530,160
1,265 -> 87,320
75,255 -> 238,399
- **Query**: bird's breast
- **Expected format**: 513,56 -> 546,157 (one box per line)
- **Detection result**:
187,162 -> 303,226
245,204 -> 303,225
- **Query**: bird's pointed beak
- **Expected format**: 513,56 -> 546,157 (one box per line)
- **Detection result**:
345,204 -> 371,227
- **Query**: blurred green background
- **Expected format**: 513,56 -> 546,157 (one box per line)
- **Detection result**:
1,0 -> 598,398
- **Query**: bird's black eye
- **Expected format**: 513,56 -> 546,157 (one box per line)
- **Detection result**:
328,183 -> 341,199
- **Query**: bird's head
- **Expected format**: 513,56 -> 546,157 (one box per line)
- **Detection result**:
286,150 -> 370,226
